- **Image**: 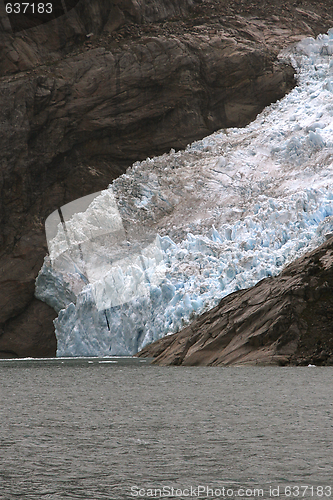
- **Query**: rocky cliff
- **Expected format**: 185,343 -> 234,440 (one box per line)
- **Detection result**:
137,235 -> 333,366
0,0 -> 332,357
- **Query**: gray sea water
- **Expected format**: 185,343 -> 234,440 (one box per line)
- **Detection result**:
1,359 -> 332,500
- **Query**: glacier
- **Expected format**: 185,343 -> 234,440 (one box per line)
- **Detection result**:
35,30 -> 333,356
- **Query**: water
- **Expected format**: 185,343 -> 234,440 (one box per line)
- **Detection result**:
1,362 -> 332,500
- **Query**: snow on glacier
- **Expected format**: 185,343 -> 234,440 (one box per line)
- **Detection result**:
35,30 -> 333,356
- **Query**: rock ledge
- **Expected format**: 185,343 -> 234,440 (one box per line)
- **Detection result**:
137,237 -> 333,366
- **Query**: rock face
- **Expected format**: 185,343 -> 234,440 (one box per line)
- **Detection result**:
0,0 -> 194,73
1,0 -> 333,357
137,236 -> 333,366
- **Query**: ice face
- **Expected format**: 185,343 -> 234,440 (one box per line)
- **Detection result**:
35,30 -> 333,357
42,189 -> 166,313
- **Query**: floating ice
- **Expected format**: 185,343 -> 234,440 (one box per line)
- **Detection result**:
36,30 -> 333,356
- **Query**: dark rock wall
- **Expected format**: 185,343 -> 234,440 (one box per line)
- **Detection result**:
0,0 -> 194,74
0,0 -> 193,358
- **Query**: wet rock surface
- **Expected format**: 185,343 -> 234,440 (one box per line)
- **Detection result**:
1,0 -> 333,357
137,237 -> 333,366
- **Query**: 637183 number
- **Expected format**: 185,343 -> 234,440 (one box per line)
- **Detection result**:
5,3 -> 53,14
284,486 -> 332,497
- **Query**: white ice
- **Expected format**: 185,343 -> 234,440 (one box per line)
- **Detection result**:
35,30 -> 333,356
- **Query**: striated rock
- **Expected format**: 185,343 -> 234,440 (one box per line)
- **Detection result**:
137,237 -> 333,366
0,298 -> 57,358
0,0 -> 194,74
1,0 -> 333,357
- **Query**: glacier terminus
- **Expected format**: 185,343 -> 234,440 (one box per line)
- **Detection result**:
35,30 -> 333,357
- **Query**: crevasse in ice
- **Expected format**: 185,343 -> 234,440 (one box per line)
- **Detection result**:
35,30 -> 333,356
